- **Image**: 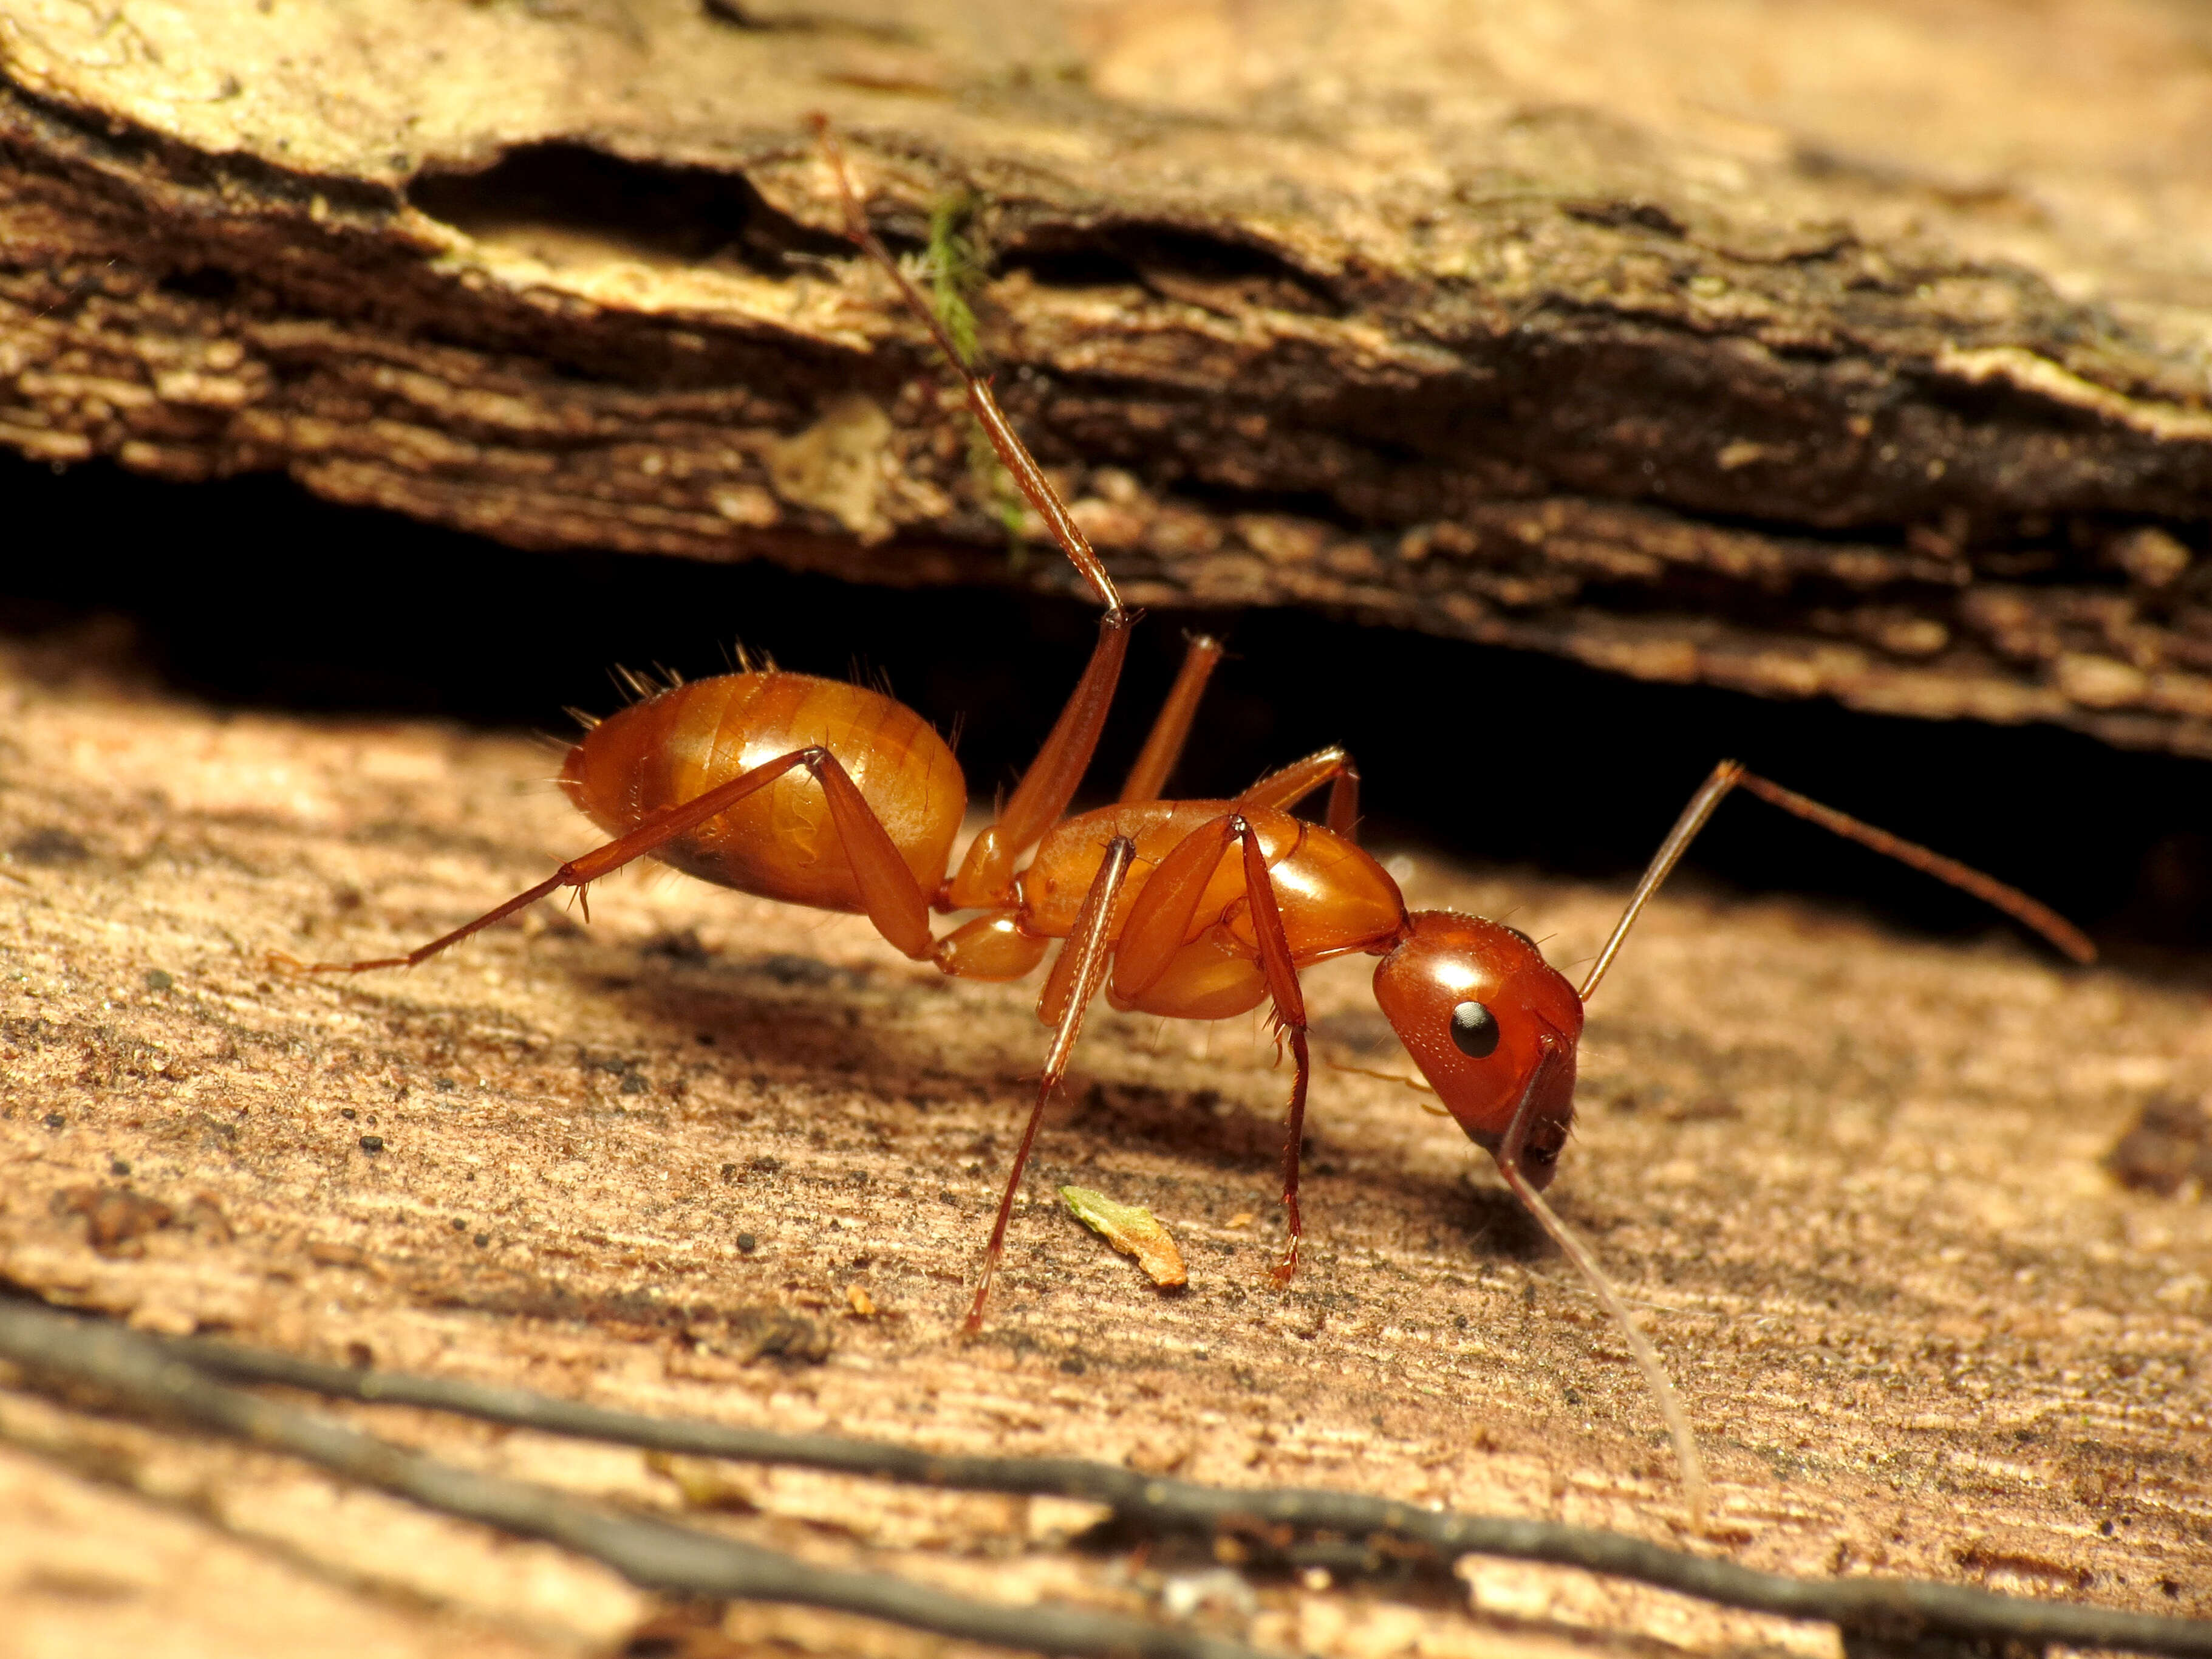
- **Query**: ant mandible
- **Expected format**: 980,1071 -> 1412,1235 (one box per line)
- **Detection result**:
283,123 -> 2096,1527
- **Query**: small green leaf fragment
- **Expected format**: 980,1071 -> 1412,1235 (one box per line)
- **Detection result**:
1059,1185 -> 1187,1287
921,190 -> 1028,568
925,192 -> 985,369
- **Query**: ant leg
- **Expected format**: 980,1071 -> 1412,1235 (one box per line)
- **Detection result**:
806,748 -> 936,959
816,121 -> 1122,615
946,606 -> 1133,909
1578,761 -> 2094,1001
1118,633 -> 1224,804
815,125 -> 1143,911
276,750 -> 817,974
1108,811 -> 1237,1007
968,835 -> 1136,1330
1232,814 -> 1312,1285
1236,746 -> 1361,840
278,747 -> 936,973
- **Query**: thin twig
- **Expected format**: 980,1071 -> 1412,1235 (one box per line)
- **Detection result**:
163,1325 -> 2212,1658
0,1301 -> 1266,1659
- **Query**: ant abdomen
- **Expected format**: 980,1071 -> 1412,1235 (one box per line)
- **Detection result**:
560,671 -> 966,914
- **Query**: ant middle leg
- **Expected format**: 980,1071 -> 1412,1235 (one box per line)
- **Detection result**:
933,633 -> 1221,980
1119,633 -> 1225,805
1238,745 -> 1361,840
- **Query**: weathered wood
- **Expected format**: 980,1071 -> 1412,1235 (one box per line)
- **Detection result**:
4,1 -> 2212,754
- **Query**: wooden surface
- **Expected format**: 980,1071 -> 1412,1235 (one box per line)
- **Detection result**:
1,624 -> 2207,1657
3,0 -> 2212,754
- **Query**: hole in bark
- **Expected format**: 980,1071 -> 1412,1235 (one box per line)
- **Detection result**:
160,265 -> 240,304
1003,222 -> 1340,317
409,143 -> 847,276
1560,199 -> 1688,238
698,0 -> 920,39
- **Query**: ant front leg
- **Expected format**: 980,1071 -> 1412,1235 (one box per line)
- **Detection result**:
969,835 -> 1136,1330
1108,812 -> 1314,1282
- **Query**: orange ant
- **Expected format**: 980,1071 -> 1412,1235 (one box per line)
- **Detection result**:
281,125 -> 2095,1527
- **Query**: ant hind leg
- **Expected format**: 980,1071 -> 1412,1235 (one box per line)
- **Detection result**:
273,750 -> 818,976
278,745 -> 938,975
817,125 -> 1153,914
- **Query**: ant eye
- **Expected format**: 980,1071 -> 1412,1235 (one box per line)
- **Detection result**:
1449,1001 -> 1500,1058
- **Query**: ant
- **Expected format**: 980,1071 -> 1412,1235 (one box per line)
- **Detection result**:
281,124 -> 2096,1528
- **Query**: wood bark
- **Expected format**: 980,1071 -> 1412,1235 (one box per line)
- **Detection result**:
4,0 -> 2212,753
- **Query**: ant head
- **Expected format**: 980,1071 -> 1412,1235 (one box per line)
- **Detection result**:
1372,911 -> 1585,1186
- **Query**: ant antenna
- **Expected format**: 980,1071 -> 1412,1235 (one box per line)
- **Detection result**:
1496,1038 -> 1710,1532
1546,765 -> 2092,1522
1579,761 -> 2095,1003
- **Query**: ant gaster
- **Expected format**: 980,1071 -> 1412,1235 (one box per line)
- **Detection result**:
282,122 -> 2095,1528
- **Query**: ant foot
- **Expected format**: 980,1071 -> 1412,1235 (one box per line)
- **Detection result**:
267,949 -> 405,976
961,1265 -> 998,1333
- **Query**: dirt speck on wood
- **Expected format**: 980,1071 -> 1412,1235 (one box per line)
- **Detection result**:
0,637 -> 2207,1658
